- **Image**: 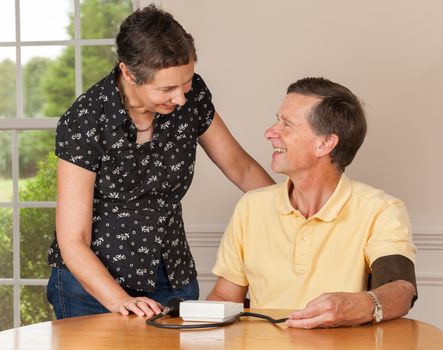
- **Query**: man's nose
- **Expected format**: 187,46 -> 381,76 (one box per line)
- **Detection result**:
265,124 -> 279,140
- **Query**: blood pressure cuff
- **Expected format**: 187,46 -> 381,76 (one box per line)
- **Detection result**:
369,254 -> 417,307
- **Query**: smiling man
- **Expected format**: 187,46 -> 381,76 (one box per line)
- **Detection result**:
207,77 -> 417,328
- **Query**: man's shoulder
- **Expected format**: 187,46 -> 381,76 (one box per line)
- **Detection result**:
349,178 -> 403,207
237,182 -> 286,207
245,182 -> 285,197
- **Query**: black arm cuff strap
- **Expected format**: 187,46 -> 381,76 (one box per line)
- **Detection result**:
369,254 -> 418,307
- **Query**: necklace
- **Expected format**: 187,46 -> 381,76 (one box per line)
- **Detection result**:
120,76 -> 154,133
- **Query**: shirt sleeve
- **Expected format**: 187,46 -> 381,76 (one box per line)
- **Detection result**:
189,74 -> 215,136
364,199 -> 416,266
55,105 -> 102,172
212,197 -> 249,286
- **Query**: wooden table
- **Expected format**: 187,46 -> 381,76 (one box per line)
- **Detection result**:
1,309 -> 442,349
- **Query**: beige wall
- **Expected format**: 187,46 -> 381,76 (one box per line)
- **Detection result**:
161,0 -> 443,328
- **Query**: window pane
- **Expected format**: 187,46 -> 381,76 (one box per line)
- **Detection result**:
82,45 -> 116,90
20,0 -> 74,41
80,0 -> 133,39
0,208 -> 13,278
19,130 -> 56,202
0,285 -> 13,331
0,0 -> 15,41
20,208 -> 55,279
0,131 -> 12,202
22,46 -> 75,118
20,285 -> 55,326
0,50 -> 16,118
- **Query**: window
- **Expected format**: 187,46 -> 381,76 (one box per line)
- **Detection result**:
0,0 -> 158,331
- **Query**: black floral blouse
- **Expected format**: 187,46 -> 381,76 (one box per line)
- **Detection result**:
48,67 -> 215,291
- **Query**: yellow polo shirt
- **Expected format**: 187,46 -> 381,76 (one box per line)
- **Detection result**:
212,175 -> 416,309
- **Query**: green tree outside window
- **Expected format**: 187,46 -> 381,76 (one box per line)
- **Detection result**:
0,0 -> 133,330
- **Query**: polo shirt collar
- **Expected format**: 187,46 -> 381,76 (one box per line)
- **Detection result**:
277,179 -> 297,215
277,174 -> 352,222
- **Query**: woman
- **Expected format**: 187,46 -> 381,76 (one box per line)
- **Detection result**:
47,5 -> 274,319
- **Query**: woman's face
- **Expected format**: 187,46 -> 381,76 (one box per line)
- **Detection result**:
128,60 -> 195,115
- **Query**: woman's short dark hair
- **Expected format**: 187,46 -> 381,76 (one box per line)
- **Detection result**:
287,77 -> 367,172
116,5 -> 197,84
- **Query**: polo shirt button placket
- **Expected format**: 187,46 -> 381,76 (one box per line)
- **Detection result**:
294,223 -> 310,274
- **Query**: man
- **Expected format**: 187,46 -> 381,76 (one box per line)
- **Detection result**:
207,77 -> 417,328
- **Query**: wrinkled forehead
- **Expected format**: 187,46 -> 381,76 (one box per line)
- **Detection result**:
278,92 -> 322,122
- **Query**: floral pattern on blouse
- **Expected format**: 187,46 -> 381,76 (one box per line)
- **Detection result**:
48,66 -> 214,291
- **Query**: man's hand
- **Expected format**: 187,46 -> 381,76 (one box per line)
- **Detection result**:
286,280 -> 416,328
286,292 -> 373,328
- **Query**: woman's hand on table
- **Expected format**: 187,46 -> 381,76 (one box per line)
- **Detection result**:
115,297 -> 163,317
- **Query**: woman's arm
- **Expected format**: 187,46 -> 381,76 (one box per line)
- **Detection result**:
198,112 -> 275,192
56,159 -> 161,317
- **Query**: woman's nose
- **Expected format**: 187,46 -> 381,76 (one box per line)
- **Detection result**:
172,89 -> 186,106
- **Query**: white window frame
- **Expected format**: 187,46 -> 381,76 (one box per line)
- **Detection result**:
0,0 -> 161,329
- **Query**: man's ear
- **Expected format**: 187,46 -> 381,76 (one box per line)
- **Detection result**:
316,134 -> 339,157
118,62 -> 136,85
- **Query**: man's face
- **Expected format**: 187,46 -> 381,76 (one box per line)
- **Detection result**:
265,92 -> 324,177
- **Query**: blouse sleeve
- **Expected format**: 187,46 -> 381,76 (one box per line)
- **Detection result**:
55,104 -> 102,172
189,74 -> 215,136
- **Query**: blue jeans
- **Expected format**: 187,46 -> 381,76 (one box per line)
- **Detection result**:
47,259 -> 199,319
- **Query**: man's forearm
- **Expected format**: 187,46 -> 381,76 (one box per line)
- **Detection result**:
286,279 -> 416,328
206,277 -> 248,303
206,290 -> 230,302
370,279 -> 416,322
